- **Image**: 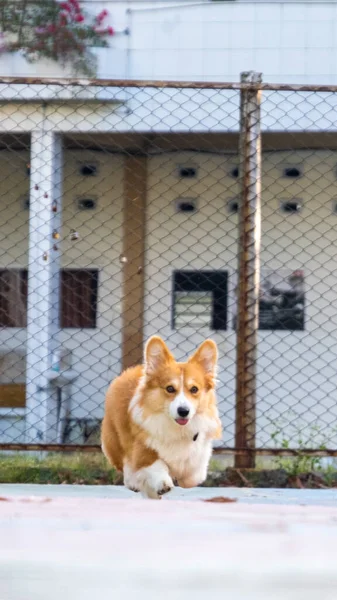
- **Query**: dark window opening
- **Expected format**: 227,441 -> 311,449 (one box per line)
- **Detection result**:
283,167 -> 302,178
280,200 -> 301,214
79,164 -> 97,177
179,166 -> 197,179
173,270 -> 228,330
61,269 -> 98,328
0,268 -> 98,328
176,199 -> 197,213
77,198 -> 97,210
0,269 -> 27,327
227,199 -> 239,214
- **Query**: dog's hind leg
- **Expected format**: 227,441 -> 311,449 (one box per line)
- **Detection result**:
101,417 -> 123,472
123,460 -> 140,493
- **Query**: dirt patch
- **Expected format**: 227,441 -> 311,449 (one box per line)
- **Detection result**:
204,496 -> 238,503
203,468 -> 337,489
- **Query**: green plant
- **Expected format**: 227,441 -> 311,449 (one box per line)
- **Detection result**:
270,418 -> 334,477
0,0 -> 114,76
0,452 -> 118,484
321,463 -> 337,487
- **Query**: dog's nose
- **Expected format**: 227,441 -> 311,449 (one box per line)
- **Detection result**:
177,406 -> 190,418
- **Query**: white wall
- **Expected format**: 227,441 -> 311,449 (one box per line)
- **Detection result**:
145,149 -> 337,448
2,2 -> 337,84
2,146 -> 337,449
127,1 -> 337,83
0,149 -> 124,439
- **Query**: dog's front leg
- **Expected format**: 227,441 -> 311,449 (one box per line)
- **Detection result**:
178,467 -> 207,489
131,442 -> 174,499
178,444 -> 213,489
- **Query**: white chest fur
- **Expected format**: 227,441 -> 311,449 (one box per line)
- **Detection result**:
130,402 -> 214,482
147,430 -> 213,481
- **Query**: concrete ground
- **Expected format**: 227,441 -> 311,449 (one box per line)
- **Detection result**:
2,484 -> 337,600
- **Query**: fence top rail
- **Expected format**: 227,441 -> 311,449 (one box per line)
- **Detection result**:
1,76 -> 337,93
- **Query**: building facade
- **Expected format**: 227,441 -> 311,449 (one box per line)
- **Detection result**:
1,1 -> 337,451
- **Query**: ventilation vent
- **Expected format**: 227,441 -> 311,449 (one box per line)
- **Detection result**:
77,197 -> 97,211
22,195 -> 29,210
283,166 -> 302,179
227,198 -> 239,214
176,198 -> 197,214
79,163 -> 98,177
178,165 -> 198,179
230,166 -> 239,179
280,199 -> 302,214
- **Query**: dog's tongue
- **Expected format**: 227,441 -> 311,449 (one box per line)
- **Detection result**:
176,418 -> 189,426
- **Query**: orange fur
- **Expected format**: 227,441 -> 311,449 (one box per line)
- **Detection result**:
101,336 -> 222,499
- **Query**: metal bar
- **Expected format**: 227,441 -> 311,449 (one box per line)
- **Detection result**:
0,444 -> 102,452
214,448 -> 337,457
122,156 -> 147,369
0,99 -> 124,105
1,443 -> 337,457
0,76 -> 336,93
0,77 -> 249,88
235,71 -> 262,469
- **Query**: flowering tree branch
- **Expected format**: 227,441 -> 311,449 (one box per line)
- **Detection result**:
0,0 -> 115,76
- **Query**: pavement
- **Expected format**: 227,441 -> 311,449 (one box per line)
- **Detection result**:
1,484 -> 337,600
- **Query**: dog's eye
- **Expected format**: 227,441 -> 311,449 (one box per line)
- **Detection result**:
190,386 -> 199,394
166,385 -> 176,394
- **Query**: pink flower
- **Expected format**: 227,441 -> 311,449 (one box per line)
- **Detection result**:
96,9 -> 108,24
59,12 -> 68,26
74,13 -> 84,22
60,2 -> 71,10
94,25 -> 114,36
47,24 -> 56,33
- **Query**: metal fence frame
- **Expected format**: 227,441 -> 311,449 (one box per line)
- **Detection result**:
1,73 -> 337,466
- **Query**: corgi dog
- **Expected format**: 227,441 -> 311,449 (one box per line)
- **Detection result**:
101,336 -> 222,499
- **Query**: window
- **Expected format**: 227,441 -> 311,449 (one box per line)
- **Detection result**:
232,268 -> 305,332
0,269 -> 98,328
0,269 -> 27,327
61,269 -> 98,329
173,271 -> 228,330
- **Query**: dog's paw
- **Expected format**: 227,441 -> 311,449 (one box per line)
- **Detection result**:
142,473 -> 174,499
137,460 -> 174,499
157,480 -> 174,497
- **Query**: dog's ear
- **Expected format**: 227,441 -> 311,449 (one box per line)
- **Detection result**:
144,336 -> 174,375
188,340 -> 218,379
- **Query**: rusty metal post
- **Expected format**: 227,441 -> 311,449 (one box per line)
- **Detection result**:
235,71 -> 262,469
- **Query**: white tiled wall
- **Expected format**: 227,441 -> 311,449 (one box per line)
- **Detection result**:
0,150 -> 124,440
145,149 -> 337,448
2,145 -> 337,449
127,1 -> 337,83
2,2 -> 337,84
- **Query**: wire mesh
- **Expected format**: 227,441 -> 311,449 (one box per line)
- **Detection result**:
0,77 -> 337,463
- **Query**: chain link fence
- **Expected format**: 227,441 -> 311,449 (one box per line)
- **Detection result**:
1,75 -> 337,466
